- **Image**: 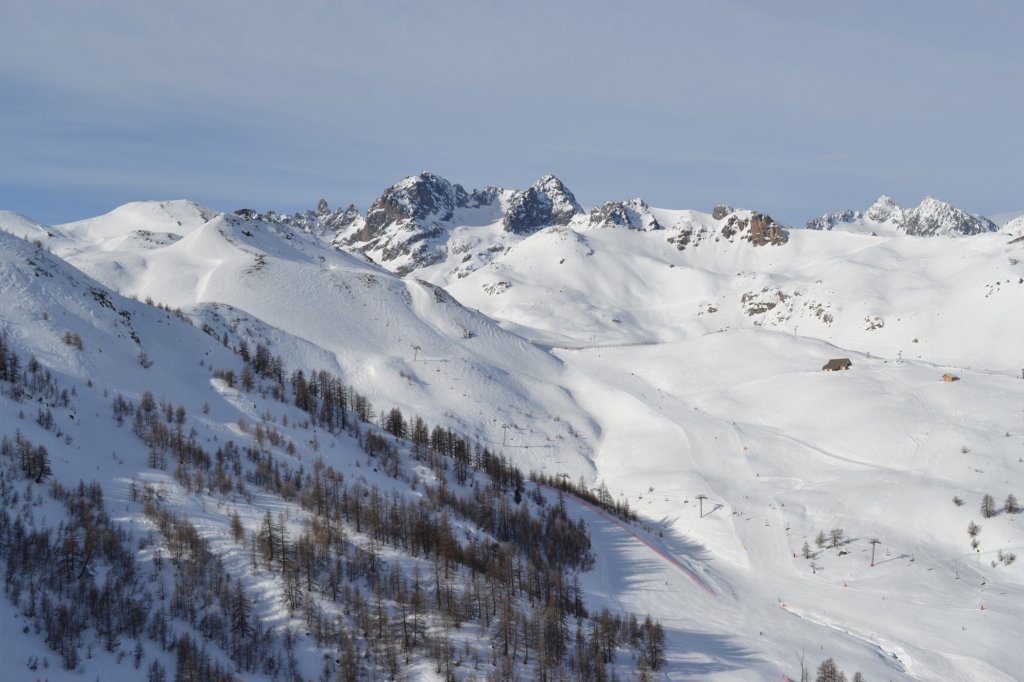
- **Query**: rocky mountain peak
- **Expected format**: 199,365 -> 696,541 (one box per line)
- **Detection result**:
902,197 -> 997,236
240,199 -> 363,237
533,174 -> 571,196
363,172 -> 469,240
865,195 -> 901,223
803,209 -> 858,231
319,204 -> 362,234
502,175 -> 583,234
720,211 -> 789,246
588,198 -> 661,231
712,205 -> 736,220
336,204 -> 361,226
806,195 -> 996,237
465,186 -> 501,209
1001,215 -> 1024,237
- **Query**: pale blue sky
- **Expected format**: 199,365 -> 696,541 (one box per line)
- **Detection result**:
2,0 -> 1021,225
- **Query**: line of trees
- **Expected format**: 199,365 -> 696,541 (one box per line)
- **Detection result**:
192,339 -> 667,679
802,655 -> 866,682
118,379 -> 656,680
1,317 -> 672,680
0,453 -> 150,670
0,330 -> 66,405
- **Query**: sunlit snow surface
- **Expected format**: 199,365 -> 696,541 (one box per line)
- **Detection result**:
2,198 -> 1023,680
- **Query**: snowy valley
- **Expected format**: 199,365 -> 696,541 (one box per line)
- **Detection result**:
1,173 -> 1023,682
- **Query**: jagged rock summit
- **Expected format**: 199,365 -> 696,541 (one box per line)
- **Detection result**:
720,210 -> 789,246
252,173 -> 801,278
807,195 -> 997,236
334,172 -> 499,273
362,171 -> 469,241
712,204 -> 736,220
328,172 -> 584,274
502,174 -> 583,234
664,205 -> 789,250
235,200 -> 362,237
902,196 -> 998,236
588,198 -> 661,231
865,195 -> 900,223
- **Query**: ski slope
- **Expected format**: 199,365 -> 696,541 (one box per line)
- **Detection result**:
2,192 -> 1023,680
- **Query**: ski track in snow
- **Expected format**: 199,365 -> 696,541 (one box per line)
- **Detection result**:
541,483 -> 716,597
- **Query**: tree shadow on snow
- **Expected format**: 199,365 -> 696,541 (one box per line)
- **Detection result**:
579,509 -> 756,676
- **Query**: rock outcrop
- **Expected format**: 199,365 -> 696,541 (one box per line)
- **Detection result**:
502,175 -> 583,234
361,172 -> 468,242
720,211 -> 789,246
588,198 -> 661,231
712,204 -> 735,220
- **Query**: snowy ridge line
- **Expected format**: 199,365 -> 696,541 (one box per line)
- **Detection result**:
538,483 -> 716,598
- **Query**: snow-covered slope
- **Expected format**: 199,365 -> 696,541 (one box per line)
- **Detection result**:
3,176 -> 1024,681
61,199 -> 218,241
0,228 -> 231,390
0,229 -> 662,681
438,209 -> 1022,370
28,205 -> 597,481
561,329 -> 1024,682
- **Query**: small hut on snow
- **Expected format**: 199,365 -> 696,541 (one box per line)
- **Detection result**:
822,358 -> 852,372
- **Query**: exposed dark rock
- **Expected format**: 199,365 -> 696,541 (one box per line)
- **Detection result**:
666,230 -> 694,251
721,212 -> 788,246
502,175 -> 583,234
466,187 -> 501,209
328,204 -> 362,231
362,172 -> 468,242
805,208 -> 859,231
712,205 -> 736,220
588,198 -> 661,230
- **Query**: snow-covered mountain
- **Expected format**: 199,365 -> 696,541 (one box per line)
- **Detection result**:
14,200 -> 597,480
315,172 -> 792,282
0,226 -> 655,680
325,172 -> 586,275
806,195 -> 999,236
502,174 -> 584,234
3,177 -> 1024,682
587,197 -> 663,231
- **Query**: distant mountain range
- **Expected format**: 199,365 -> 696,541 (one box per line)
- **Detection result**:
245,173 -> 1007,276
805,194 -> 998,236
